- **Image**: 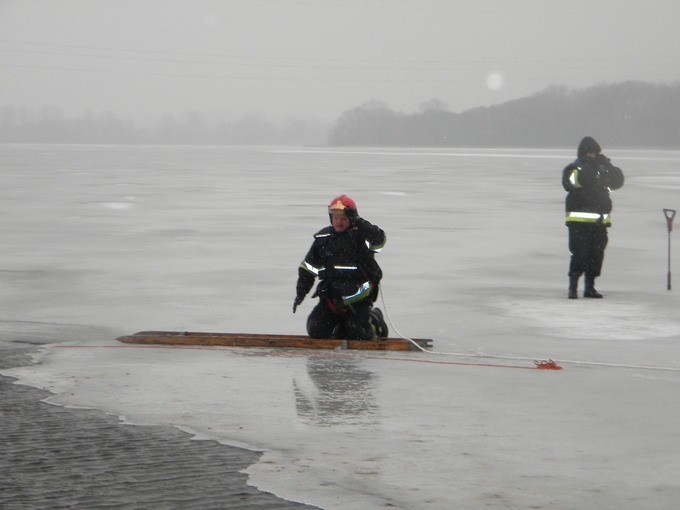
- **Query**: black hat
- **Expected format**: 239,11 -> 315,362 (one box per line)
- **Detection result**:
577,136 -> 601,159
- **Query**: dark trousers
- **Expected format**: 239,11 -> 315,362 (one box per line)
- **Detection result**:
307,299 -> 374,340
567,223 -> 609,278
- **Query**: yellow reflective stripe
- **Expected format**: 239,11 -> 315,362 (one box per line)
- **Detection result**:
299,261 -> 323,275
565,212 -> 611,225
569,168 -> 582,188
568,212 -> 602,220
342,281 -> 373,305
366,236 -> 386,252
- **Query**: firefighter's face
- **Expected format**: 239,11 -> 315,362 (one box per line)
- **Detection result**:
331,213 -> 351,232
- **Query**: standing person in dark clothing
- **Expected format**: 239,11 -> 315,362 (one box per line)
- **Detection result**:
562,136 -> 624,299
293,194 -> 389,339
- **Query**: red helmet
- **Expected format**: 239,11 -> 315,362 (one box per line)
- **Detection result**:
328,194 -> 357,215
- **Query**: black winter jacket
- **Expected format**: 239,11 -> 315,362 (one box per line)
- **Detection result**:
296,218 -> 386,307
562,138 -> 624,225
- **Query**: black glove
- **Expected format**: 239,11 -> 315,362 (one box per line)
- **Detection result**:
344,207 -> 359,226
293,295 -> 304,313
597,154 -> 612,167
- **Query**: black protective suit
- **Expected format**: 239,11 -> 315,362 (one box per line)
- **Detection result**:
562,136 -> 624,296
295,217 -> 386,339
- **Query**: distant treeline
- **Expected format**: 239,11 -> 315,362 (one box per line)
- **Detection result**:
328,81 -> 680,148
3,81 -> 679,147
0,108 -> 328,145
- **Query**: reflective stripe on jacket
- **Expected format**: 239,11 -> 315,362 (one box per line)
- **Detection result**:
567,167 -> 582,188
565,211 -> 611,226
341,281 -> 374,306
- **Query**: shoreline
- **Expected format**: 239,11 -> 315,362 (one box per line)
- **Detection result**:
0,342 -> 319,510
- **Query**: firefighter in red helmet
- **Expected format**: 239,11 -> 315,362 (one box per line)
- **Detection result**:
294,194 -> 389,340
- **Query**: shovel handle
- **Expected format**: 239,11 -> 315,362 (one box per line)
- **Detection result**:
664,209 -> 676,233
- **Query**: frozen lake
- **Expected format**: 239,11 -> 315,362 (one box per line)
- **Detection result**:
2,144 -> 680,509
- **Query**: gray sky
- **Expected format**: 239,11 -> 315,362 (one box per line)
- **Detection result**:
1,0 -> 679,123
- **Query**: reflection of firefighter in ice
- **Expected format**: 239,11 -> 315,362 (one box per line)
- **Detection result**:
293,356 -> 378,427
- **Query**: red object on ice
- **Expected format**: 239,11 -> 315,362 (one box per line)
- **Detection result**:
534,359 -> 562,370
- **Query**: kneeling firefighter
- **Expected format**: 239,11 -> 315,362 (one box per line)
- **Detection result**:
293,194 -> 389,340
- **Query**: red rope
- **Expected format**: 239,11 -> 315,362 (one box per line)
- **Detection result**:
534,359 -> 562,370
52,345 -> 562,371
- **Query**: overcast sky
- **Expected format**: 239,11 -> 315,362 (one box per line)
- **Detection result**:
1,0 -> 679,123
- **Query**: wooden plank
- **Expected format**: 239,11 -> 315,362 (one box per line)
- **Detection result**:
116,331 -> 432,351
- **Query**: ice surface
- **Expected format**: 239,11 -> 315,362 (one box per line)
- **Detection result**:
2,144 -> 680,509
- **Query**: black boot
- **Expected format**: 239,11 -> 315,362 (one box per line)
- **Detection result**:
369,308 -> 389,338
584,274 -> 603,298
568,277 -> 579,299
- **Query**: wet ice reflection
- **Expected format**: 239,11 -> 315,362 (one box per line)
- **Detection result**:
293,355 -> 378,427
